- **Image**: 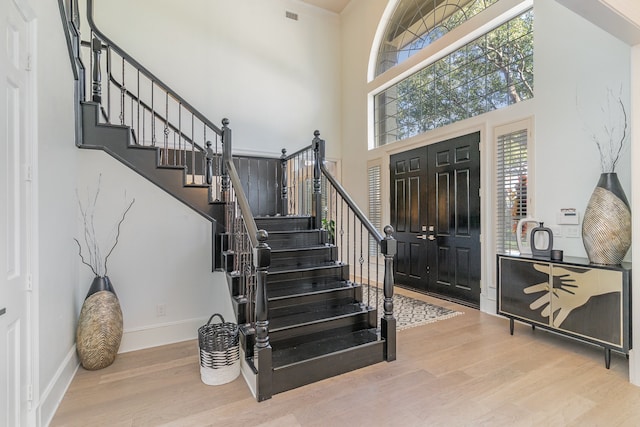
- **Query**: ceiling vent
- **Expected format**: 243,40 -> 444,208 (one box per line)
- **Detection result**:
285,11 -> 299,21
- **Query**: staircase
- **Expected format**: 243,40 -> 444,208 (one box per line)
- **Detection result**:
234,215 -> 384,396
60,0 -> 397,402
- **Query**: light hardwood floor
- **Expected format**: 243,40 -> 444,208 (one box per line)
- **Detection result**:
51,289 -> 640,426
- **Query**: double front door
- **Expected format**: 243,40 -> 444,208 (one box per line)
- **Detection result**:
390,132 -> 481,307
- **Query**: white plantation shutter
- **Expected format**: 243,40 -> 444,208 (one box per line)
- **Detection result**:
496,129 -> 528,254
368,165 -> 382,256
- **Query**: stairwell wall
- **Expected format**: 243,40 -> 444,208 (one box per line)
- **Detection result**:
76,150 -> 235,354
90,0 -> 343,160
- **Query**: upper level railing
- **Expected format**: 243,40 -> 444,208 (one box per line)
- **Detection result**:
79,0 -> 224,190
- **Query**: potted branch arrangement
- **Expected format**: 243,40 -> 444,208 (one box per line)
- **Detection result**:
75,175 -> 135,370
581,88 -> 630,265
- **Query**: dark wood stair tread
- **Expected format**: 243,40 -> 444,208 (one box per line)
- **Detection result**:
272,329 -> 380,368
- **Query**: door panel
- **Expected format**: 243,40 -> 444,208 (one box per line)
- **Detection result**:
1,1 -> 32,424
427,133 -> 481,306
390,148 -> 428,290
391,132 -> 480,306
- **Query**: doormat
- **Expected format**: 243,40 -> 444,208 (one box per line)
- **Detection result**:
362,287 -> 463,331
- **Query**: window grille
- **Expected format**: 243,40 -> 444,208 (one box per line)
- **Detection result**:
374,8 -> 534,147
375,0 -> 500,76
496,128 -> 528,254
368,165 -> 382,256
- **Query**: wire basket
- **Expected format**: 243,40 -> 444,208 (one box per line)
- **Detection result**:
198,313 -> 240,385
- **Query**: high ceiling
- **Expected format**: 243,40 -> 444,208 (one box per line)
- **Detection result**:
300,0 -> 351,14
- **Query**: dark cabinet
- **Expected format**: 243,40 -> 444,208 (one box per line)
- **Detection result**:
497,254 -> 631,368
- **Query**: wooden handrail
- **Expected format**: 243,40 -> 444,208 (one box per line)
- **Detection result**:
226,160 -> 259,247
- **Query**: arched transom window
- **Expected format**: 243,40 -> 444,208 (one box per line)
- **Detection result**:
372,0 -> 534,147
375,0 -> 500,76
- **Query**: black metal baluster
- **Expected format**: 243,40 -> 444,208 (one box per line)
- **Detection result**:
151,81 -> 156,147
178,104 -> 183,166
106,46 -> 111,120
164,92 -> 169,165
119,57 -> 125,125
91,36 -> 101,103
137,70 -> 140,142
281,149 -> 288,216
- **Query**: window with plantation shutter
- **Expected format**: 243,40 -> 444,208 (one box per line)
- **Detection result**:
496,128 -> 528,254
368,164 -> 382,256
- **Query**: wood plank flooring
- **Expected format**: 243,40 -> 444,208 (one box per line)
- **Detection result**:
51,289 -> 640,426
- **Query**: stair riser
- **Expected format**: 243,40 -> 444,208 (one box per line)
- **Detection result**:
270,312 -> 373,344
271,340 -> 385,395
256,217 -> 313,231
269,287 -> 359,312
232,295 -> 249,325
268,264 -> 349,283
266,231 -> 326,250
270,246 -> 337,269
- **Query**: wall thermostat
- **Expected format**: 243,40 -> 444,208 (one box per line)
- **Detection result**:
556,208 -> 580,225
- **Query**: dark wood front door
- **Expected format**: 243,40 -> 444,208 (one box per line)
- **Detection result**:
390,132 -> 481,306
390,147 -> 428,291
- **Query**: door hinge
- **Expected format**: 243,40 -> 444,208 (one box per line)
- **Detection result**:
26,54 -> 32,72
27,384 -> 33,401
26,274 -> 33,291
426,265 -> 430,274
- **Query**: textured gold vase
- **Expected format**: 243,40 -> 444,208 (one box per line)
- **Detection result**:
582,173 -> 631,265
76,277 -> 123,370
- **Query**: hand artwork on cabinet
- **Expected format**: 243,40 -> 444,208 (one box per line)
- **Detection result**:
523,264 -> 620,328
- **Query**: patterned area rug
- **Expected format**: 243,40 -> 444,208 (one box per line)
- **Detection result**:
362,287 -> 463,331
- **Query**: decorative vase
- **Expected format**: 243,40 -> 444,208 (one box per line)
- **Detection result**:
76,276 -> 123,370
582,173 -> 631,265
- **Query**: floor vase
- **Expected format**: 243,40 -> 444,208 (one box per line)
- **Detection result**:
582,173 -> 631,265
76,276 -> 123,370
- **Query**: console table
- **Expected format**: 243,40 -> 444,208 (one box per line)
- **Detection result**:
497,254 -> 631,368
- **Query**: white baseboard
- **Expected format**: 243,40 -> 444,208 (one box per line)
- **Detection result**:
118,316 -> 209,353
38,345 -> 79,427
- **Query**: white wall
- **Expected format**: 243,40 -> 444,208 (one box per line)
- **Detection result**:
36,1 -> 80,424
91,0 -> 343,160
534,0 -> 631,259
76,150 -> 234,353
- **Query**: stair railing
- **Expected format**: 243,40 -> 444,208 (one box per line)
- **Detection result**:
221,122 -> 273,401
281,131 -> 397,361
81,0 -> 223,194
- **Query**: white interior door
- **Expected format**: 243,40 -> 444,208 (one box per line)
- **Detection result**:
1,0 -> 34,425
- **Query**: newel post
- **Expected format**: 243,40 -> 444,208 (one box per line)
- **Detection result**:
221,118 -> 231,203
254,230 -> 273,401
312,130 -> 325,230
381,225 -> 397,361
280,148 -> 288,216
91,37 -> 102,103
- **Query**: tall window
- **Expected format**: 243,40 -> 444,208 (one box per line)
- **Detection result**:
373,2 -> 534,147
496,127 -> 529,254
